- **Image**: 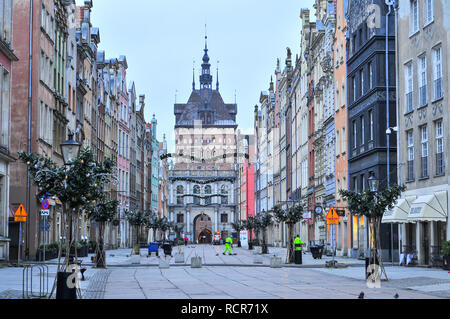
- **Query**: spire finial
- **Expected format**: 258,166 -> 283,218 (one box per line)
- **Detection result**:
216,60 -> 219,91
192,60 -> 196,90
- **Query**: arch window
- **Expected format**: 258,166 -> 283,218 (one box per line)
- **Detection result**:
193,185 -> 201,205
204,185 -> 212,205
221,185 -> 229,205
176,185 -> 184,205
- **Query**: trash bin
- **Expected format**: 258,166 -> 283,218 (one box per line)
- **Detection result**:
148,242 -> 159,256
310,244 -> 324,259
162,242 -> 172,257
56,271 -> 77,300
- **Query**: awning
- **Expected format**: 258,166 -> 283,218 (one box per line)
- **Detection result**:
407,191 -> 448,223
382,196 -> 417,224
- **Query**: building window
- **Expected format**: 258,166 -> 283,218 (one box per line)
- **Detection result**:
360,69 -> 364,96
220,214 -> 228,223
342,127 -> 346,154
405,63 -> 414,112
410,0 -> 419,34
352,76 -> 356,102
421,125 -> 428,178
407,131 -> 415,180
176,185 -> 184,205
436,120 -> 444,175
433,47 -> 443,100
419,56 -> 427,106
204,185 -> 212,205
424,0 -> 434,25
369,110 -> 374,141
177,214 -> 184,223
193,185 -> 201,205
221,185 -> 229,205
352,120 -> 357,149
360,116 -> 365,146
369,62 -> 373,89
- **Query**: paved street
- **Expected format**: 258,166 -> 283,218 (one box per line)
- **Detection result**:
1,244 -> 449,299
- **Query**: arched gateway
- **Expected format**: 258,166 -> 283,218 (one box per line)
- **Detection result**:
193,213 -> 212,244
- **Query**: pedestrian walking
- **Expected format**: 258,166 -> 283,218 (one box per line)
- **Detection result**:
184,236 -> 188,246
223,236 -> 233,255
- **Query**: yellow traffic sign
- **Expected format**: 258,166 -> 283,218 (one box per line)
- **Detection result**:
327,219 -> 339,225
14,204 -> 27,222
325,206 -> 339,220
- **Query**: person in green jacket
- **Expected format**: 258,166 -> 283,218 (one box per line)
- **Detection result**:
294,235 -> 303,251
223,236 -> 233,255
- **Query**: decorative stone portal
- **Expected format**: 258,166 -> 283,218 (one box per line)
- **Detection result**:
193,213 -> 212,244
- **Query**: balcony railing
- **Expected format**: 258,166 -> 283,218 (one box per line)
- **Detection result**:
434,78 -> 443,100
407,160 -> 414,181
436,152 -> 445,176
406,92 -> 413,112
169,170 -> 237,179
421,156 -> 428,178
419,85 -> 427,107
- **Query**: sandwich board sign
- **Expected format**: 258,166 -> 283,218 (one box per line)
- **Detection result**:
14,204 -> 28,223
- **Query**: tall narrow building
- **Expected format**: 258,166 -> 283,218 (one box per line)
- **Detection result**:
169,36 -> 238,244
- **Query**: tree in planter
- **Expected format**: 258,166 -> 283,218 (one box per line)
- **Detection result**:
340,184 -> 405,281
273,204 -> 304,264
231,221 -> 245,247
126,209 -> 151,254
243,216 -> 258,250
145,212 -> 159,243
257,212 -> 273,254
19,148 -> 116,297
171,222 -> 185,241
85,197 -> 119,268
157,217 -> 170,241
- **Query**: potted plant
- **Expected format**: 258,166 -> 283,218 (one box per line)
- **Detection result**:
442,241 -> 450,270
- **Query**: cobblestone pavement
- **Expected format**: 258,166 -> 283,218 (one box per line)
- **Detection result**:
1,245 -> 449,299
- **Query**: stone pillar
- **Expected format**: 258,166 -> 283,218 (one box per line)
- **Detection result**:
214,209 -> 218,233
416,222 -> 422,264
230,210 -> 234,224
187,209 -> 191,235
430,221 -> 435,259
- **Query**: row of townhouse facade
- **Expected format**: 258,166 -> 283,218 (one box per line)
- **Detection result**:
0,0 -> 162,263
254,0 -> 449,266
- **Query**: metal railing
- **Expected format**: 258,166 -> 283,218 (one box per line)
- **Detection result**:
406,92 -> 413,112
407,160 -> 414,181
419,85 -> 427,106
434,78 -> 443,100
436,152 -> 445,176
421,156 -> 428,178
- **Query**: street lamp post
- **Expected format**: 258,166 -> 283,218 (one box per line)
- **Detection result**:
60,133 -> 81,262
385,0 -> 396,267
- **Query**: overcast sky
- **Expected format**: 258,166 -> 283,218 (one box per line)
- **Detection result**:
75,0 -> 315,153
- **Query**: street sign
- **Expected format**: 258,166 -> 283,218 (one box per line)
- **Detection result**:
14,204 -> 28,222
303,211 -> 312,219
325,206 -> 339,225
41,209 -> 50,216
42,199 -> 49,210
325,206 -> 339,220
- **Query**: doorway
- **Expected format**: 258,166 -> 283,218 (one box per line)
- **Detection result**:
198,229 -> 212,244
193,213 -> 212,244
